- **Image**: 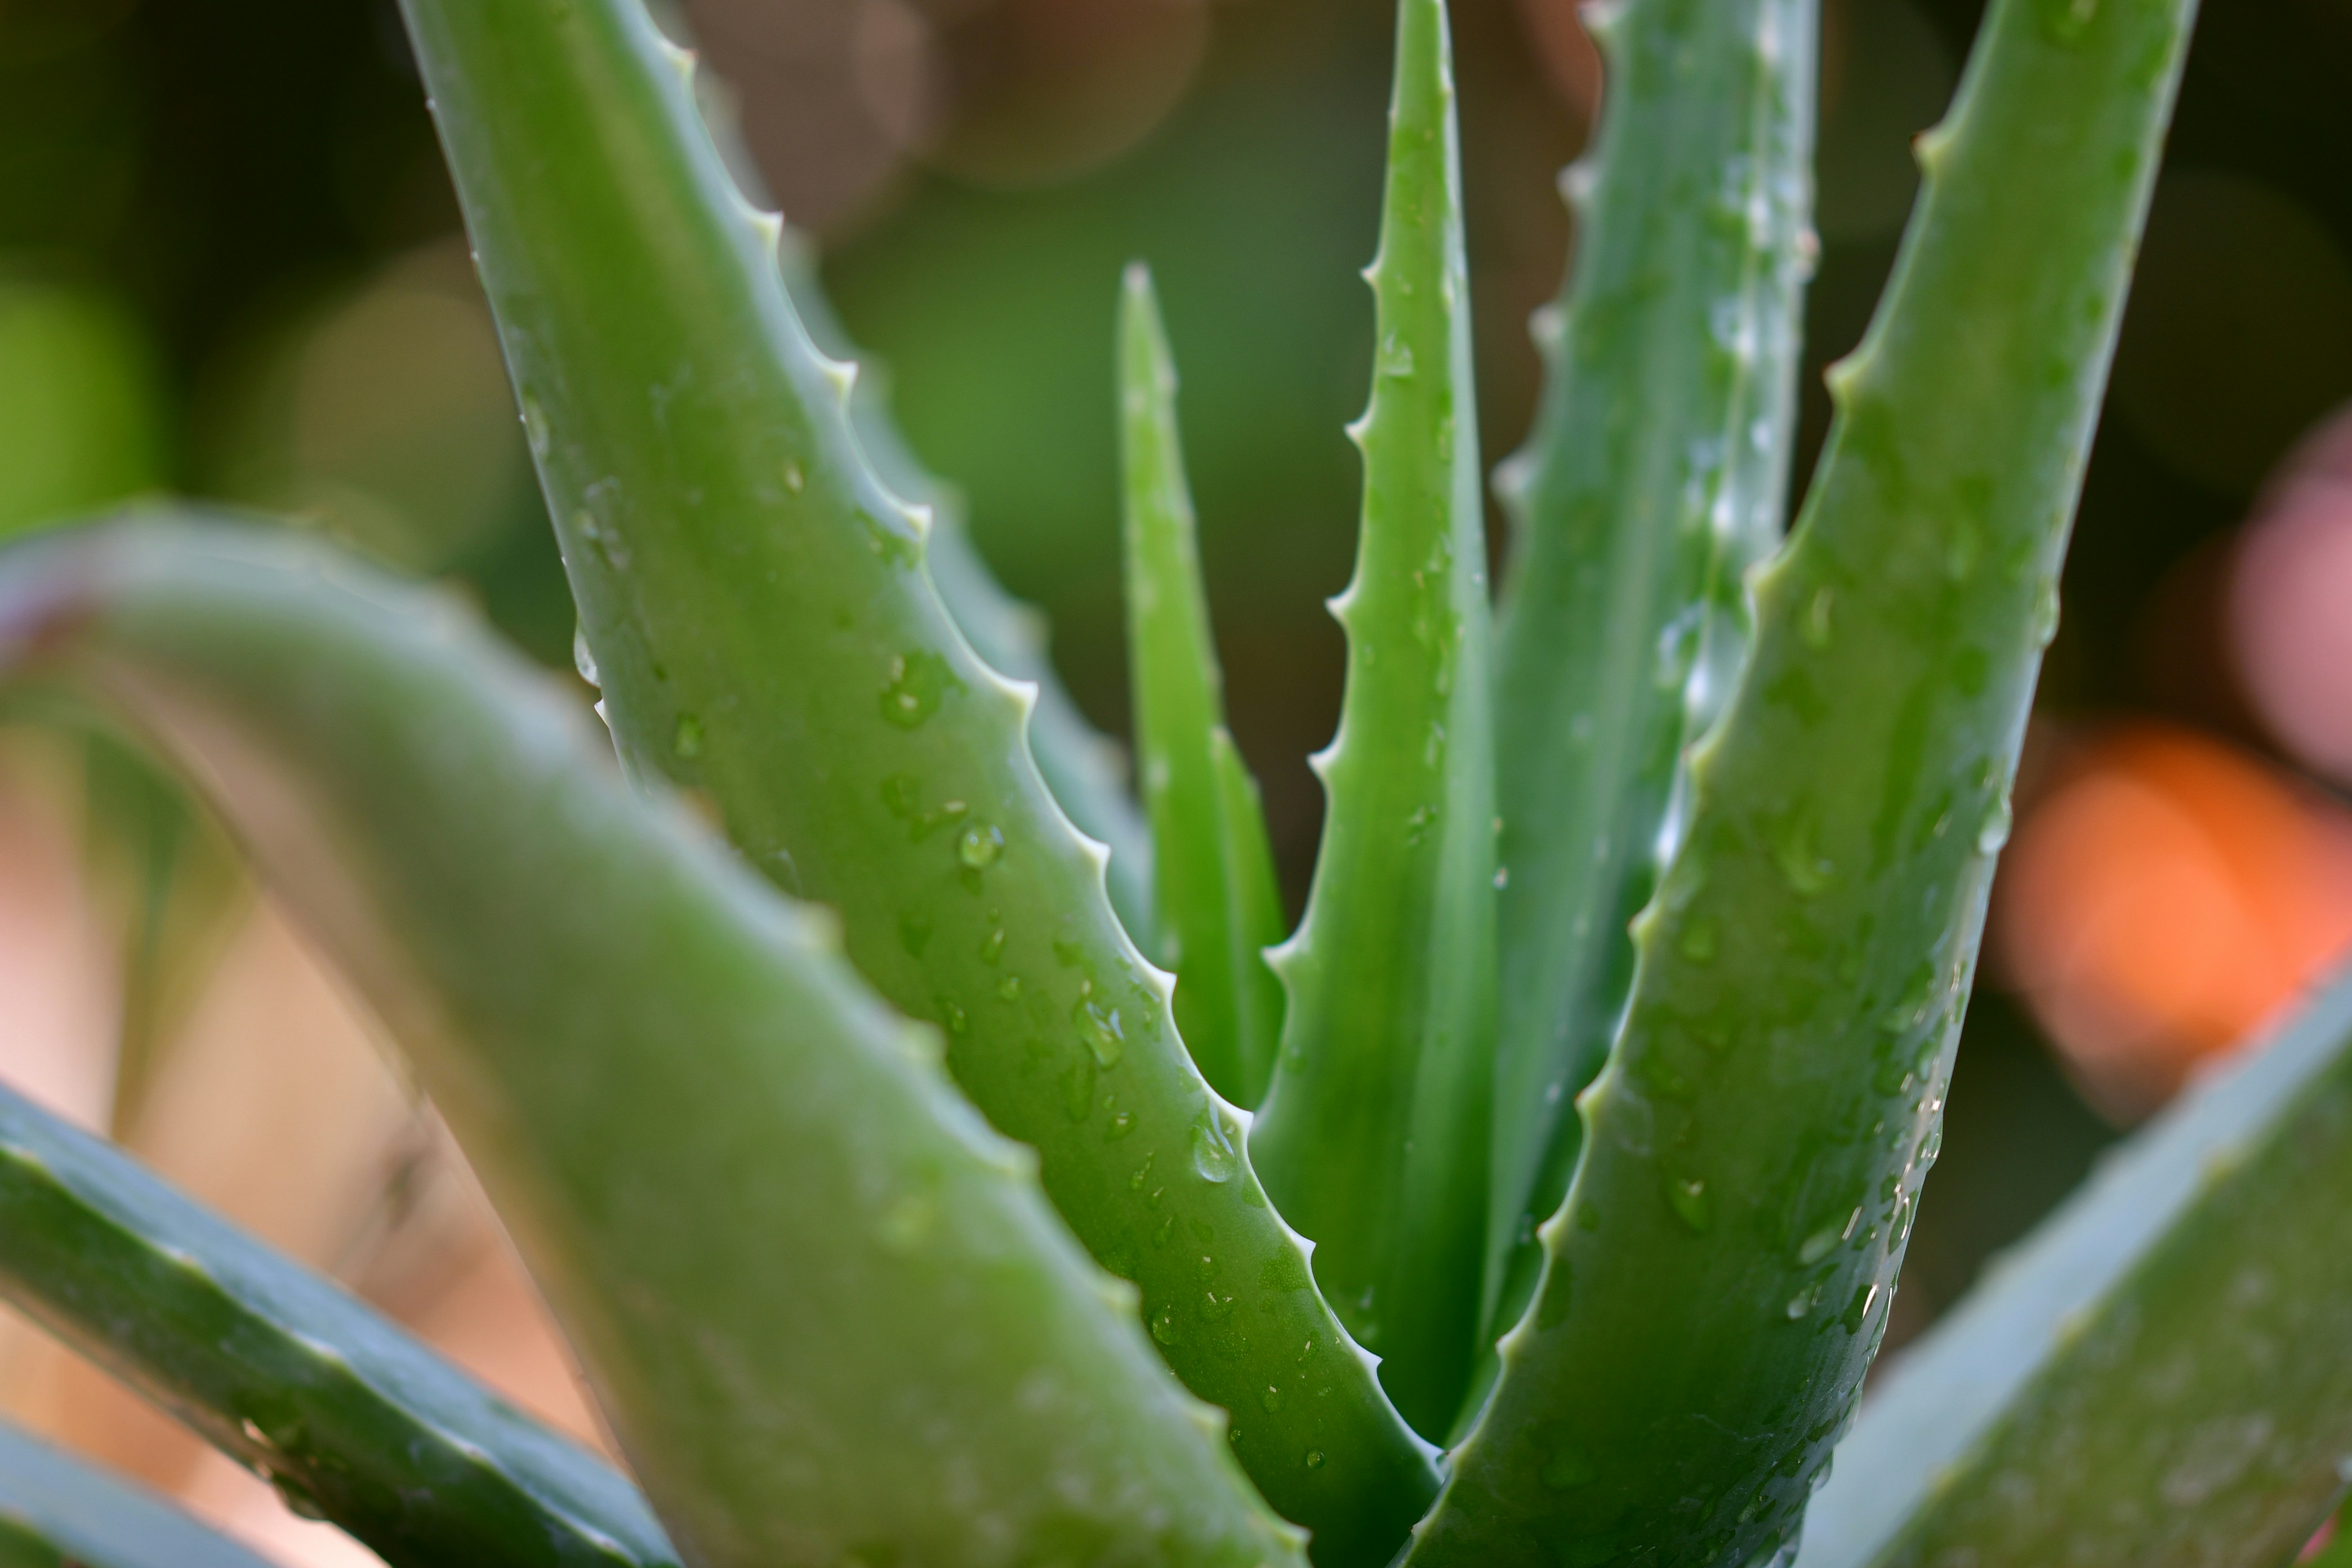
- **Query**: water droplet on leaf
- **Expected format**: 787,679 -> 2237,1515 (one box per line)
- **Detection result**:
1191,1116 -> 1239,1183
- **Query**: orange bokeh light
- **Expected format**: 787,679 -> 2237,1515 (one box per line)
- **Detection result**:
1993,723 -> 2352,1119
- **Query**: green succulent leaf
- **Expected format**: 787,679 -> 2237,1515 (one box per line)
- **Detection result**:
1250,0 -> 1497,1442
395,0 -> 1437,1554
1482,0 -> 1817,1351
781,229 -> 1159,947
1410,0 -> 2197,1558
0,516 -> 1307,1568
0,1415 -> 276,1568
0,1077 -> 678,1568
1117,263 -> 1288,1109
1800,965 -> 2352,1568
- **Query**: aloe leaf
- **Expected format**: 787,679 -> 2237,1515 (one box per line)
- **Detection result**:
779,229 -> 1159,946
1799,965 -> 2352,1568
0,1415 -> 275,1568
1117,264 -> 1288,1109
0,1076 -> 676,1567
0,516 -> 1308,1568
1408,0 -> 2198,1557
395,0 -> 1437,1554
1249,0 -> 1496,1442
1481,0 -> 1817,1347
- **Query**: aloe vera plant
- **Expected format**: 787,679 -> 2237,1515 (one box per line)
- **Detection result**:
9,0 -> 2348,1562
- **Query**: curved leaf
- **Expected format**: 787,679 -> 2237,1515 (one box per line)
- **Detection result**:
0,1077 -> 677,1568
0,515 -> 1307,1568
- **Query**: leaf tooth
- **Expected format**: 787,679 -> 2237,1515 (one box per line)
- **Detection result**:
1556,157 -> 1601,215
817,354 -> 859,404
653,35 -> 697,88
1913,118 -> 1959,180
1581,0 -> 1632,51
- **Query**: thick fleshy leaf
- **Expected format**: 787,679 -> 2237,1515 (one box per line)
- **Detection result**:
778,229 -> 1157,947
1117,264 -> 1287,1108
1799,966 -> 2352,1568
0,516 -> 1307,1568
0,1415 -> 275,1568
1409,0 -> 2198,1558
1481,0 -> 1816,1348
395,0 -> 1436,1554
0,1077 -> 678,1568
1250,0 -> 1498,1442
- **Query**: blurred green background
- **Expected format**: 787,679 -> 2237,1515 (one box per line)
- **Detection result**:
6,0 -> 2352,1348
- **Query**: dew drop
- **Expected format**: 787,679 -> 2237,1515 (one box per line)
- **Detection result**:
1378,333 -> 1416,378
672,712 -> 704,759
1665,1172 -> 1713,1233
521,395 -> 552,461
880,651 -> 961,729
1976,794 -> 2014,855
1801,586 -> 1834,650
1305,1449 -> 1326,1470
783,458 -> 805,493
572,626 -> 600,687
1191,1116 -> 1239,1183
1797,1223 -> 1843,1267
2030,578 -> 2062,647
957,822 -> 1005,871
1151,1306 -> 1181,1346
1261,1386 -> 1286,1413
1679,918 -> 1718,964
1076,999 -> 1125,1067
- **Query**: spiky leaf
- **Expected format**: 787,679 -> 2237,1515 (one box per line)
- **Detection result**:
395,0 -> 1437,1552
1409,0 -> 2197,1557
1117,264 -> 1287,1108
1482,0 -> 1816,1347
1250,0 -> 1496,1441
